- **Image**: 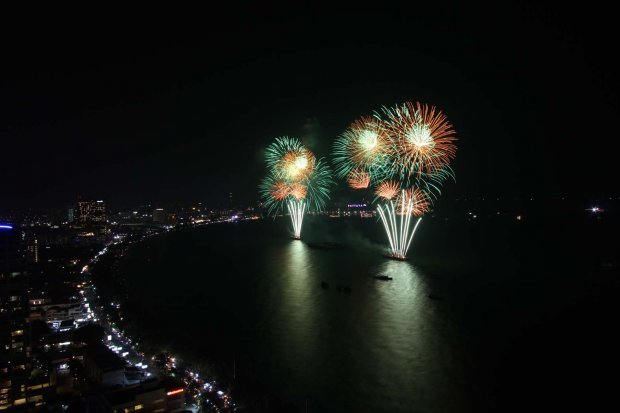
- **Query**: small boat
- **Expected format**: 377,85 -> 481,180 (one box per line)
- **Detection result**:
428,294 -> 443,301
321,281 -> 329,289
336,285 -> 352,293
373,274 -> 393,281
383,253 -> 407,261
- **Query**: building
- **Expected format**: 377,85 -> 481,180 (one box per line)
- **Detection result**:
84,345 -> 127,387
41,302 -> 85,330
103,378 -> 185,413
26,235 -> 39,264
0,223 -> 34,410
152,208 -> 166,223
345,201 -> 375,217
76,197 -> 106,226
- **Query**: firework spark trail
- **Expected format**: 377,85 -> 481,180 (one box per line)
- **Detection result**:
377,203 -> 396,253
376,192 -> 423,259
287,199 -> 306,239
397,187 -> 430,217
374,189 -> 429,258
404,216 -> 423,257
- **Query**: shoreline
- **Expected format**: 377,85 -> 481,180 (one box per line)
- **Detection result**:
81,218 -> 248,411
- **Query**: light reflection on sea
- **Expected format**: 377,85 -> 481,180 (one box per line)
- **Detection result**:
123,218 -> 470,412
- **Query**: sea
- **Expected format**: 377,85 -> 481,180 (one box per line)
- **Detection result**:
114,206 -> 619,412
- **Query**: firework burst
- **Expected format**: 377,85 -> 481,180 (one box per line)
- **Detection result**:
332,102 -> 457,260
280,148 -> 316,181
261,137 -> 333,239
289,182 -> 307,200
375,180 -> 400,200
383,101 -> 457,180
396,187 -> 430,216
347,169 -> 371,189
305,159 -> 333,212
270,180 -> 291,201
332,116 -> 392,185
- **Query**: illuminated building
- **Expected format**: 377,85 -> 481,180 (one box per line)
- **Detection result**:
103,378 -> 185,412
0,225 -> 53,410
0,224 -> 32,409
153,208 -> 166,223
26,236 -> 39,264
345,201 -> 375,217
76,197 -> 106,226
40,302 -> 84,331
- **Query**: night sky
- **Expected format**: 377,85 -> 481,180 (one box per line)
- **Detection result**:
2,2 -> 618,209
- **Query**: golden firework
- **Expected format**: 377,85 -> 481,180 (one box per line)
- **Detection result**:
386,102 -> 457,177
375,180 -> 400,200
346,170 -> 371,189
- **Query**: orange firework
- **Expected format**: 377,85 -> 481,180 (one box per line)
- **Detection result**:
346,170 -> 371,189
279,148 -> 316,181
290,182 -> 307,200
396,187 -> 430,216
270,180 -> 290,201
348,116 -> 391,165
386,102 -> 456,177
375,180 -> 400,200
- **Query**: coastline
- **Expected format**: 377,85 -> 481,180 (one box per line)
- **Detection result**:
81,219 -> 246,411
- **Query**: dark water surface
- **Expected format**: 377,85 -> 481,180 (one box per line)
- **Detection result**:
119,213 -> 619,412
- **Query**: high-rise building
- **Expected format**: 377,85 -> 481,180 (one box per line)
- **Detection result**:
0,223 -> 32,409
1,225 -> 53,409
153,208 -> 166,223
76,197 -> 106,226
26,237 -> 39,264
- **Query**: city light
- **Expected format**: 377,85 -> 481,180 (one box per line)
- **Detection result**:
0,224 -> 13,230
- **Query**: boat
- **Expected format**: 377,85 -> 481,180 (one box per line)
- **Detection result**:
373,274 -> 393,281
321,281 -> 329,289
336,285 -> 352,293
383,252 -> 407,261
428,294 -> 443,301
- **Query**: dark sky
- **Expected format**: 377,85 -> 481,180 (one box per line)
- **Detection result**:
1,2 -> 618,210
